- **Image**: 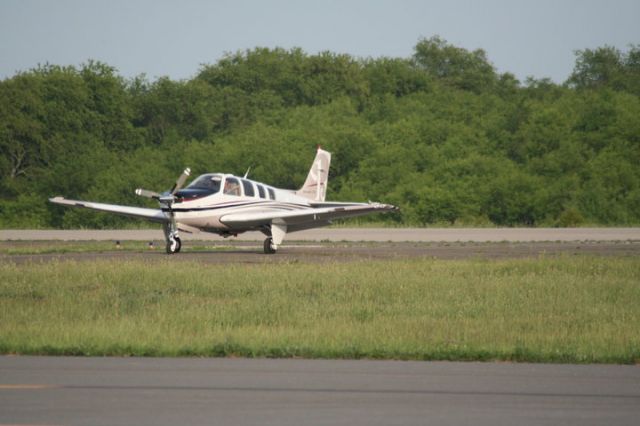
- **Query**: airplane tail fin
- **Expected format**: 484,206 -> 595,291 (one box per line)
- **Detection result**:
295,147 -> 331,202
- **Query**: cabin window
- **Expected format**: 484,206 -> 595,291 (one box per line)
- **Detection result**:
257,185 -> 266,199
267,188 -> 275,200
223,177 -> 241,196
241,179 -> 255,197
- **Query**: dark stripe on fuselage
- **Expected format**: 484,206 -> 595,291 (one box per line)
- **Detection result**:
162,200 -> 311,213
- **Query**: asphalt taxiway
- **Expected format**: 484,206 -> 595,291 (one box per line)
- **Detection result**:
2,240 -> 639,264
1,356 -> 639,426
2,227 -> 639,242
1,228 -> 639,264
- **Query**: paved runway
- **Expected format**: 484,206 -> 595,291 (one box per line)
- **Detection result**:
1,357 -> 639,426
2,240 -> 639,264
2,227 -> 639,242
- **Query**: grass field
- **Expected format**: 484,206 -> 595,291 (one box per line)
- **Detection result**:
1,255 -> 639,363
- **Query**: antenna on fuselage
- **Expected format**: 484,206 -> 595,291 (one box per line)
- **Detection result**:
243,166 -> 251,179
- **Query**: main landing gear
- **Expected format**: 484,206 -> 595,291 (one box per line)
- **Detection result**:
263,237 -> 277,254
262,223 -> 286,254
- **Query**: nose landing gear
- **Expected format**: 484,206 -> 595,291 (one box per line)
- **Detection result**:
166,234 -> 182,254
163,222 -> 182,254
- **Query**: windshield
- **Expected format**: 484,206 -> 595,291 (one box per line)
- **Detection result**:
186,174 -> 222,193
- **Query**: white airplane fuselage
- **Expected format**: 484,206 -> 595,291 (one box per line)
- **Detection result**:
170,173 -> 320,235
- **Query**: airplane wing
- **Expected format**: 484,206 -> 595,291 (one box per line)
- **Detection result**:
219,202 -> 398,232
49,197 -> 169,223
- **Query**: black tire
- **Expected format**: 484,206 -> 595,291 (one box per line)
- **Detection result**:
263,237 -> 277,254
174,236 -> 182,253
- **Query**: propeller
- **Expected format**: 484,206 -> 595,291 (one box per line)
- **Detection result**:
134,189 -> 161,199
135,167 -> 191,205
170,167 -> 191,195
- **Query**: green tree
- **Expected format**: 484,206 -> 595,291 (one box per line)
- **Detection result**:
413,36 -> 498,93
568,45 -> 640,95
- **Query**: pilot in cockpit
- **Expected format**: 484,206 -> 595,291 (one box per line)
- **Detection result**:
223,179 -> 241,196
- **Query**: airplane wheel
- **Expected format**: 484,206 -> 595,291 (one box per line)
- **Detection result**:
166,236 -> 180,254
263,237 -> 277,254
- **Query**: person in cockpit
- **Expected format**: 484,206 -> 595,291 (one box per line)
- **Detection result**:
223,178 -> 241,196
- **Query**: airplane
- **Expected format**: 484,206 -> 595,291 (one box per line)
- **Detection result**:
49,147 -> 398,254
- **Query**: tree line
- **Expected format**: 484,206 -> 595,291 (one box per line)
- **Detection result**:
1,37 -> 639,228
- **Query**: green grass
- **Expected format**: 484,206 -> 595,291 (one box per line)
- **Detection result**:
1,256 -> 639,363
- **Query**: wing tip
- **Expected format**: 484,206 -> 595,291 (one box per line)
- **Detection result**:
369,201 -> 400,211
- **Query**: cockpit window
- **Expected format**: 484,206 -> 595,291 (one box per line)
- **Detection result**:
224,177 -> 241,196
267,188 -> 275,200
257,185 -> 265,199
186,174 -> 222,193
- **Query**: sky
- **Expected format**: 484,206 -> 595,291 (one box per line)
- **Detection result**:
1,0 -> 639,83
